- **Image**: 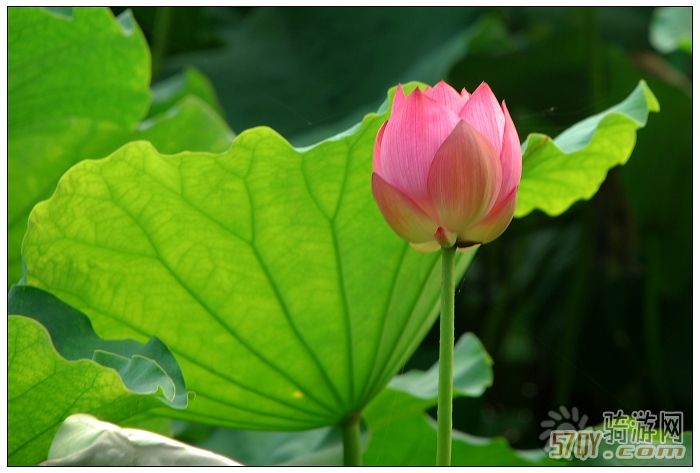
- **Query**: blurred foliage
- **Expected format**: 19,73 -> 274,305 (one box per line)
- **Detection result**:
123,6 -> 488,145
650,7 -> 692,54
118,5 -> 691,451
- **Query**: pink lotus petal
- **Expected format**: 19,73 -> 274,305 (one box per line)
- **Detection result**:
460,88 -> 470,100
498,101 -> 522,201
427,120 -> 502,234
372,120 -> 388,174
424,81 -> 469,114
391,84 -> 408,115
459,82 -> 505,156
372,172 -> 437,244
459,187 -> 517,244
380,87 -> 460,203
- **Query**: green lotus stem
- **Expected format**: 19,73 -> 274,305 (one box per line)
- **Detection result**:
436,246 -> 456,466
341,412 -> 362,466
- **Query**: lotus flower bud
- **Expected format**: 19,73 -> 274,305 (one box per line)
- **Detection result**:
372,81 -> 521,251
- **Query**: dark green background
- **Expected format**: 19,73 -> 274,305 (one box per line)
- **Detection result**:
114,6 -> 692,448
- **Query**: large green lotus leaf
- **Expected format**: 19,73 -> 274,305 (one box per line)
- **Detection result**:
8,297 -> 187,465
23,80 -> 655,430
516,80 -> 659,218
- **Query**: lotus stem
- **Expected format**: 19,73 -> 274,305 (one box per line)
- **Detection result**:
436,246 -> 456,465
341,412 -> 362,466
